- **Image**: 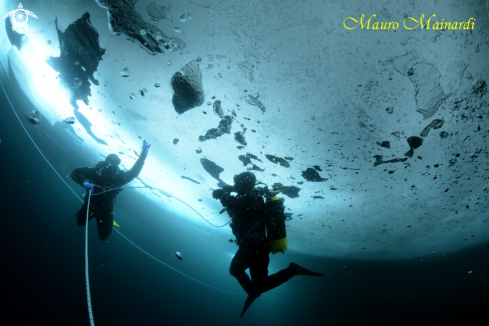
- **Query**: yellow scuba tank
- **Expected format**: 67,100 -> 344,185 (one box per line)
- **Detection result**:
266,191 -> 288,254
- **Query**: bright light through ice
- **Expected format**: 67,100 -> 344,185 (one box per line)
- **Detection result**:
7,34 -> 72,125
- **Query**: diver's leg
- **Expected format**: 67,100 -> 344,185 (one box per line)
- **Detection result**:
230,247 -> 261,317
249,246 -> 325,293
97,213 -> 113,241
249,246 -> 280,293
230,247 -> 258,295
76,202 -> 89,226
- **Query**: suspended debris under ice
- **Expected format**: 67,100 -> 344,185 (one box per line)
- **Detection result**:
175,251 -> 183,260
119,68 -> 130,77
26,110 -> 40,124
64,117 -> 76,124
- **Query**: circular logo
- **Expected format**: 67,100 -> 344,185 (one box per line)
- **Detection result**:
13,9 -> 29,28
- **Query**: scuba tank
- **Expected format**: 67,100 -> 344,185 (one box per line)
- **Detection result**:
235,188 -> 287,246
265,190 -> 287,242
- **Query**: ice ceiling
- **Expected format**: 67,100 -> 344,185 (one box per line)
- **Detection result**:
1,0 -> 489,260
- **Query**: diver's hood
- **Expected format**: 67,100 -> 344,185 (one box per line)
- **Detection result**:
234,172 -> 256,194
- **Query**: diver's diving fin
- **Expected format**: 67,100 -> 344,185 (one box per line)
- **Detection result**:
240,293 -> 260,318
288,262 -> 325,276
113,220 -> 120,227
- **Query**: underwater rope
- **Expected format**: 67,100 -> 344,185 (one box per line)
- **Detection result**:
95,186 -> 231,228
85,193 -> 96,326
112,227 -> 239,295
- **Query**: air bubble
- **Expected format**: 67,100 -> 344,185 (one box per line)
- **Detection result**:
179,13 -> 189,22
74,78 -> 82,88
119,68 -> 130,77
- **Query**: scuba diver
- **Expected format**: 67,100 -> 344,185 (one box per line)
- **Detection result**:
71,140 -> 151,240
212,172 -> 325,317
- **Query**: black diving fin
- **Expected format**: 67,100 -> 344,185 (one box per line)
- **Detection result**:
240,292 -> 260,318
288,262 -> 326,276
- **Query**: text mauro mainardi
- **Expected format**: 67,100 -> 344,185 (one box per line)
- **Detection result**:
344,14 -> 475,30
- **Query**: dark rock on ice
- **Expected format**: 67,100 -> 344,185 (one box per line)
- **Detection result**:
405,136 -> 423,158
48,13 -> 105,105
472,79 -> 486,96
265,155 -> 290,168
245,93 -> 266,113
234,132 -> 247,146
301,168 -> 327,182
420,119 -> 444,137
376,141 -> 390,148
171,60 -> 204,114
273,183 -> 301,198
95,0 -> 185,54
218,116 -> 233,134
373,155 -> 408,167
238,154 -> 264,171
213,100 -> 224,118
199,128 -> 221,142
199,116 -> 233,141
200,158 -> 225,185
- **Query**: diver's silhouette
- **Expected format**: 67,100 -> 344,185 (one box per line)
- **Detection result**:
212,172 -> 325,317
71,140 -> 151,240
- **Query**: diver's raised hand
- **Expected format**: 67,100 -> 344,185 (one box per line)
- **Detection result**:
142,140 -> 151,157
82,181 -> 94,194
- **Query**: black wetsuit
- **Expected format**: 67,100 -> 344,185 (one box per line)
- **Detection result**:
71,155 -> 146,240
220,190 -> 294,294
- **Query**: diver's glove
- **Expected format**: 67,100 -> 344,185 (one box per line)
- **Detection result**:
82,181 -> 94,194
270,237 -> 288,254
141,140 -> 151,157
213,189 -> 225,199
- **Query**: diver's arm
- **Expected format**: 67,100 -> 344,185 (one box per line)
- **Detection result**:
71,167 -> 96,185
220,192 -> 237,208
119,155 -> 147,185
118,139 -> 150,185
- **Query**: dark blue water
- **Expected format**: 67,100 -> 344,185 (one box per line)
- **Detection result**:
1,77 -> 488,326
